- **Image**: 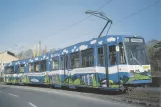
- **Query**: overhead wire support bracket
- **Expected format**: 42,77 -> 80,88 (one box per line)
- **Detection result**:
85,10 -> 112,38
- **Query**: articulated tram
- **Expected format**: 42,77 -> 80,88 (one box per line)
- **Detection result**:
3,35 -> 152,91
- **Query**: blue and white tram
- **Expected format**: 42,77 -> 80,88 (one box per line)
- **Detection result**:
4,35 -> 152,91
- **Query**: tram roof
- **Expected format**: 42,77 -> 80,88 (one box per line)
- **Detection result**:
5,35 -> 143,67
49,35 -> 143,57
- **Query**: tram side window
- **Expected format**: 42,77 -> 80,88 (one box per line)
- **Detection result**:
98,47 -> 104,66
5,67 -> 9,74
5,66 -> 14,74
34,62 -> 39,72
10,66 -> 14,74
15,66 -> 19,73
29,63 -> 34,72
70,52 -> 80,69
40,60 -> 46,72
60,56 -> 64,70
119,42 -> 126,64
20,64 -> 25,73
52,57 -> 59,70
81,48 -> 94,67
109,45 -> 116,65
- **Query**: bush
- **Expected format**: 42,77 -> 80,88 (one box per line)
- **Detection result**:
109,80 -> 114,85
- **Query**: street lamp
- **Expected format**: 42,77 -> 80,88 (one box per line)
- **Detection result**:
15,45 -> 24,59
85,10 -> 112,38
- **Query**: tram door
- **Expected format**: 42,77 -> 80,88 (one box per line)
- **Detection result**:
107,43 -> 120,87
62,55 -> 68,85
97,45 -> 109,87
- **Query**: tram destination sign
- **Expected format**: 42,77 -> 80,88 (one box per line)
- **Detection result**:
124,37 -> 143,43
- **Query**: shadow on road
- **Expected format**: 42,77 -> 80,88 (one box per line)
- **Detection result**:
22,84 -> 125,95
0,83 -> 126,96
60,87 -> 124,95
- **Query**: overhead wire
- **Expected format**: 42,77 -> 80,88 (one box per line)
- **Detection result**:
48,0 -> 114,48
40,0 -> 113,42
96,0 -> 161,37
55,28 -> 99,48
10,0 -> 160,53
114,0 -> 161,25
21,0 -> 161,51
9,0 -> 114,53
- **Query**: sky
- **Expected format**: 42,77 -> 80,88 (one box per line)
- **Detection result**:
0,0 -> 160,53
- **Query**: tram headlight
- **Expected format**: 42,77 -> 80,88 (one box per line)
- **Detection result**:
130,70 -> 135,77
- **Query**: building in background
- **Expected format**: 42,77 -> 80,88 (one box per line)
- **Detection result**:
0,51 -> 18,78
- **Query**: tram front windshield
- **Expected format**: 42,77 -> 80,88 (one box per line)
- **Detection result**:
124,37 -> 149,65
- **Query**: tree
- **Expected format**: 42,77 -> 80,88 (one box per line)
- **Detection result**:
47,48 -> 58,54
146,40 -> 161,72
17,49 -> 33,59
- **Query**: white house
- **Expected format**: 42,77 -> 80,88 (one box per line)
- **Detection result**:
0,51 -> 18,78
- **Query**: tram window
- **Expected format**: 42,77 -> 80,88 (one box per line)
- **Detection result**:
20,64 -> 25,73
29,63 -> 34,72
98,47 -> 104,66
119,42 -> 126,64
40,60 -> 46,72
5,66 -> 14,74
109,45 -> 116,65
70,52 -> 80,69
81,48 -> 94,67
15,66 -> 19,73
52,57 -> 59,70
60,56 -> 64,70
34,62 -> 39,72
10,67 -> 14,74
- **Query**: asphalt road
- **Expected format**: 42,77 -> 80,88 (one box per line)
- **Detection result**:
0,85 -> 134,107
